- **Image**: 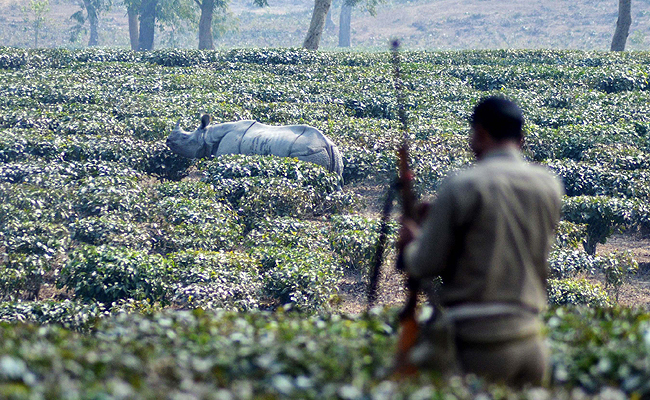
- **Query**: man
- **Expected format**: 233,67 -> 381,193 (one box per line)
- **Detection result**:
399,96 -> 564,386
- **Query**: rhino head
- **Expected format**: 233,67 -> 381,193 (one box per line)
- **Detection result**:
166,115 -> 212,158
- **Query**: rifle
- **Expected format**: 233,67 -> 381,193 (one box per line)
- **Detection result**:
365,39 -> 420,376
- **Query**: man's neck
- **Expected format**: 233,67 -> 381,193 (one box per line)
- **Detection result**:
476,141 -> 521,161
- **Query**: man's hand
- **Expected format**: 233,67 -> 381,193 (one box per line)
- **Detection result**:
398,217 -> 420,251
399,201 -> 431,248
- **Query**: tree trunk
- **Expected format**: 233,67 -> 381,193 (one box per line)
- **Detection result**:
611,0 -> 632,51
303,0 -> 332,50
128,6 -> 139,50
198,0 -> 215,50
338,1 -> 352,47
325,7 -> 335,32
83,0 -> 99,46
138,0 -> 157,50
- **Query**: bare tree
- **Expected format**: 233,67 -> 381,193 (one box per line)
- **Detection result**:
70,0 -> 113,46
196,0 -> 216,49
325,7 -> 335,32
194,0 -> 231,50
127,1 -> 140,50
338,0 -> 352,47
611,0 -> 632,51
138,0 -> 157,50
303,0 -> 332,50
338,0 -> 380,48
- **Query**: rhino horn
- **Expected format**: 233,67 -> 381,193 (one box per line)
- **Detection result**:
174,119 -> 181,130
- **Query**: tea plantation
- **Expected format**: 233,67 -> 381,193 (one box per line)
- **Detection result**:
1,47 -> 650,398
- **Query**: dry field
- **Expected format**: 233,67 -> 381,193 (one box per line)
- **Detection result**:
1,0 -> 650,50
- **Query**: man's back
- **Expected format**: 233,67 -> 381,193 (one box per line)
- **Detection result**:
438,147 -> 564,311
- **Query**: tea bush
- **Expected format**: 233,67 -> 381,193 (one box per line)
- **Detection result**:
1,47 -> 650,396
548,249 -> 599,279
243,217 -> 329,250
252,246 -> 342,310
547,278 -> 613,307
599,251 -> 639,302
0,300 -> 109,331
73,175 -> 152,219
201,155 -> 356,226
329,215 -> 398,274
548,307 -> 650,394
561,196 -> 644,255
0,254 -> 49,301
553,221 -> 588,250
57,245 -> 173,305
1,307 -> 650,398
546,159 -> 650,199
168,250 -> 262,310
155,179 -> 218,200
71,214 -> 155,250
199,154 -> 342,195
0,219 -> 69,258
154,196 -> 243,253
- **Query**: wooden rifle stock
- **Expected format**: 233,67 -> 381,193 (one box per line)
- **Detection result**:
367,39 -> 421,376
393,144 -> 420,377
391,39 -> 420,377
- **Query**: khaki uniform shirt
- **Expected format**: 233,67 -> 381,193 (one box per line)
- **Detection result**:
405,147 -> 564,315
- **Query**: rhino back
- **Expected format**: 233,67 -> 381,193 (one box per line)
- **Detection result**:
216,122 -> 304,157
211,120 -> 256,155
205,120 -> 255,148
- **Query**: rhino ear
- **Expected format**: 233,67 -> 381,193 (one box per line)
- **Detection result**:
175,119 -> 181,130
200,114 -> 211,129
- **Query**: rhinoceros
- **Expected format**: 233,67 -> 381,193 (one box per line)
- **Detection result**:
166,115 -> 343,176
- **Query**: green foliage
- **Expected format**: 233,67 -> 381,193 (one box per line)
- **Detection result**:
548,307 -> 650,394
0,300 -> 108,330
547,279 -> 613,308
57,245 -> 173,305
252,246 -> 342,311
200,155 -> 356,227
244,217 -> 329,250
71,214 -> 154,250
1,307 -> 650,398
548,249 -> 598,279
73,175 -> 152,219
341,145 -> 395,183
328,215 -> 398,274
600,251 -> 639,302
561,196 -> 645,255
154,196 -> 243,253
1,48 -> 650,397
546,159 -> 650,199
0,219 -> 69,257
168,250 -> 262,310
553,221 -> 587,250
0,254 -> 49,301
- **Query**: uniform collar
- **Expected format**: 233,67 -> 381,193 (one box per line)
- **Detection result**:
480,146 -> 523,162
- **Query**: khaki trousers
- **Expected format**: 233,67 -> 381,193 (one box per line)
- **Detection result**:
410,311 -> 549,387
457,334 -> 549,387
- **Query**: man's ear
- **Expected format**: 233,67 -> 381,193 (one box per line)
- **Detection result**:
200,114 -> 211,129
517,135 -> 525,149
